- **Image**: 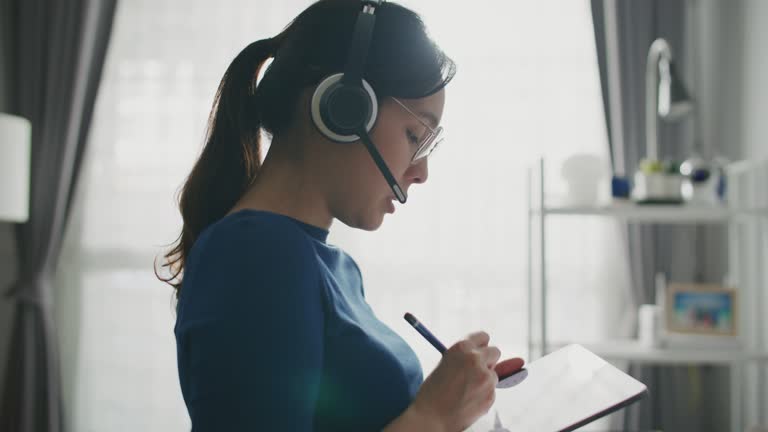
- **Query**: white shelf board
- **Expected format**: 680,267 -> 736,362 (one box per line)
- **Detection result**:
546,340 -> 768,365
532,202 -> 768,223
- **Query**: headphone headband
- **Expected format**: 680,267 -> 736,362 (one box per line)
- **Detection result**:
342,0 -> 382,85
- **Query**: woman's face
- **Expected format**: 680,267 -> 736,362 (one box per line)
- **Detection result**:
323,89 -> 446,231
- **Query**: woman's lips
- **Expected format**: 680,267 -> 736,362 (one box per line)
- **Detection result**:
386,198 -> 395,214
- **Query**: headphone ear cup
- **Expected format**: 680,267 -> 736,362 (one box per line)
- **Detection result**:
311,73 -> 378,143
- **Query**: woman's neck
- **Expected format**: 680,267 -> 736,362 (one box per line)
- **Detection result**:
227,148 -> 334,231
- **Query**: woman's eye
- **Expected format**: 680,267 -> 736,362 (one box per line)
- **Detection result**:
406,130 -> 420,145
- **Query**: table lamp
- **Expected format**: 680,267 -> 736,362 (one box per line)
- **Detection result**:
633,38 -> 694,203
0,112 -> 31,222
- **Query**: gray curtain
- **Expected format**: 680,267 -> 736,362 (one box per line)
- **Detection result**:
0,1 -> 118,431
591,0 -> 730,431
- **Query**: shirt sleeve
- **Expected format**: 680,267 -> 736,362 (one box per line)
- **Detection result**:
177,217 -> 325,432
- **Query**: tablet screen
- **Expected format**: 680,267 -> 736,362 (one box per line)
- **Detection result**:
467,344 -> 647,432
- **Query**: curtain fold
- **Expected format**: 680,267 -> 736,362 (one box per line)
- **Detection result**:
0,1 -> 118,431
590,0 -> 730,431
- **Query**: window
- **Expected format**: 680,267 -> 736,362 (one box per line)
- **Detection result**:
57,1 -> 627,430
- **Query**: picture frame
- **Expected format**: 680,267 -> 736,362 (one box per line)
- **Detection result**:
665,283 -> 737,337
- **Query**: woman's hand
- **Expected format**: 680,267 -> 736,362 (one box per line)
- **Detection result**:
408,331 -> 501,432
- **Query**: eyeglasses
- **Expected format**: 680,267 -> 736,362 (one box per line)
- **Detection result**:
391,98 -> 444,164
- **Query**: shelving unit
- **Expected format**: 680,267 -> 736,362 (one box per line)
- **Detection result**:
549,340 -> 768,365
526,157 -> 768,432
535,203 -> 767,223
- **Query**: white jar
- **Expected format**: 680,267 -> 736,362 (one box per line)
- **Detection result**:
638,304 -> 663,348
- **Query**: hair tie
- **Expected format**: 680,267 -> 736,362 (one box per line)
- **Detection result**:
268,36 -> 281,57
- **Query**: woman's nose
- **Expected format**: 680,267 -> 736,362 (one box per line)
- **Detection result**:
407,157 -> 429,185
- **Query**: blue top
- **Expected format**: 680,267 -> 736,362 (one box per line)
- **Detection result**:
174,210 -> 423,431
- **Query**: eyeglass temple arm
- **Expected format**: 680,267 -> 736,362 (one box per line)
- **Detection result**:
391,97 -> 436,133
357,128 -> 407,204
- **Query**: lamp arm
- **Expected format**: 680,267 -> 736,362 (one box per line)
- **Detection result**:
645,38 -> 673,162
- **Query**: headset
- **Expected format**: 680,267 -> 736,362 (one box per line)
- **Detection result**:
310,0 -> 407,204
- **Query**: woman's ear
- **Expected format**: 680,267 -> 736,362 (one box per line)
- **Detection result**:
300,87 -> 326,136
285,87 -> 322,145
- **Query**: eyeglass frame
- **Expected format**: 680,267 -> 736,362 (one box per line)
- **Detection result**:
391,97 -> 444,164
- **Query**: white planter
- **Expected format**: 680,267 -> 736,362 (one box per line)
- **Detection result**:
632,171 -> 683,202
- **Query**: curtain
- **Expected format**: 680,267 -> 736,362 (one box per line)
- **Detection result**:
591,0 -> 730,430
0,1 -> 118,431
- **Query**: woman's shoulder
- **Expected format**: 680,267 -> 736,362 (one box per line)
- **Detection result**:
179,210 -> 325,313
184,210 -> 321,283
199,210 -> 315,251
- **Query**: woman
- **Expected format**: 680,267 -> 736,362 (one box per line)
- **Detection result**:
158,1 -> 511,430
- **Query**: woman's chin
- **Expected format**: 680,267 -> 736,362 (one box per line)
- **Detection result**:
362,209 -> 388,231
339,210 -> 385,232
361,214 -> 385,231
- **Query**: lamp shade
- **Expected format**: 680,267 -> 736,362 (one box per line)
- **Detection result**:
658,60 -> 693,120
0,113 -> 31,222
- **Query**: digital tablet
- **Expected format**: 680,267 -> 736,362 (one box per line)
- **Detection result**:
467,344 -> 647,432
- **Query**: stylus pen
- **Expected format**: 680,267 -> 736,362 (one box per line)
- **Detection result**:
404,312 -> 447,354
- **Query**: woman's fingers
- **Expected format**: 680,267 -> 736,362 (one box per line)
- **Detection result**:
481,346 -> 502,368
462,332 -> 501,368
466,331 -> 490,348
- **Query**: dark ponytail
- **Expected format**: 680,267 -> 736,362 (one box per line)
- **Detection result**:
155,37 -> 277,298
156,0 -> 455,300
